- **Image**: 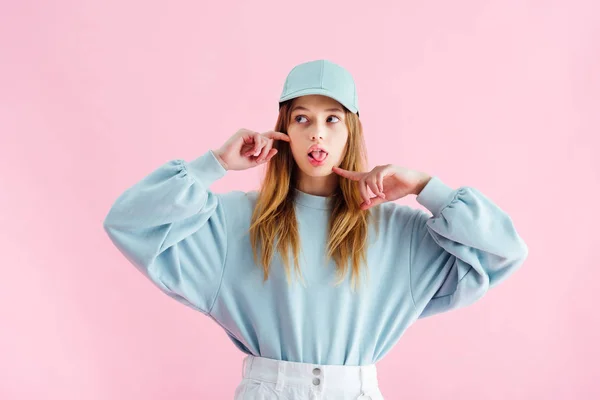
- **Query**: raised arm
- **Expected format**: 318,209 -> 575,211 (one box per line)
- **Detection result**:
408,177 -> 529,319
103,149 -> 229,314
103,129 -> 290,314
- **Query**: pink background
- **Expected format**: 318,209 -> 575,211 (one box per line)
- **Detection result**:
1,0 -> 598,398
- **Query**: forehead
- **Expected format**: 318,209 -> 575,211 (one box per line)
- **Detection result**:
291,95 -> 344,113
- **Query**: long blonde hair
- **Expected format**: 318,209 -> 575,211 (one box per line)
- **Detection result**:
248,100 -> 378,291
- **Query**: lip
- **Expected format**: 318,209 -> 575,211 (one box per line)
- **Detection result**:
307,144 -> 328,154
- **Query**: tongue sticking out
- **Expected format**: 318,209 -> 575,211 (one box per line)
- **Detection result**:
310,151 -> 327,161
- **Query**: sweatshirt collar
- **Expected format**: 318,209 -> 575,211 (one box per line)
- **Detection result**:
293,188 -> 334,210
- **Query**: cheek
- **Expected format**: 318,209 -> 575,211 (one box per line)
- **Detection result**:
288,141 -> 306,162
286,130 -> 304,156
285,127 -> 298,144
334,134 -> 349,155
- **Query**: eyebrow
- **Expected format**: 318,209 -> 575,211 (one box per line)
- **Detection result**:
291,106 -> 343,113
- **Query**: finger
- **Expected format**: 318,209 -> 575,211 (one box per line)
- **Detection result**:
366,178 -> 384,200
361,196 -> 385,210
241,135 -> 253,155
376,171 -> 385,196
263,131 -> 290,142
243,133 -> 260,156
256,139 -> 273,163
379,165 -> 395,188
263,148 -> 278,162
358,179 -> 370,206
332,166 -> 363,181
250,134 -> 263,157
369,175 -> 385,199
242,130 -> 256,145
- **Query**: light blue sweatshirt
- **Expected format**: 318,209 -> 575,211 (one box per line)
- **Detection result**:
103,149 -> 528,366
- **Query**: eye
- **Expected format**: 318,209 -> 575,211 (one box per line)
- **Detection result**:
294,115 -> 340,124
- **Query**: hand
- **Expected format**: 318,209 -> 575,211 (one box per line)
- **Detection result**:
332,164 -> 431,210
213,128 -> 290,171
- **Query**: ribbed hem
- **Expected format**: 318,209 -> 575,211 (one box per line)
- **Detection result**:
293,188 -> 334,210
185,149 -> 228,187
415,176 -> 456,217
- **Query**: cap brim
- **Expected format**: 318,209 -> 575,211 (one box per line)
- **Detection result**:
279,88 -> 358,115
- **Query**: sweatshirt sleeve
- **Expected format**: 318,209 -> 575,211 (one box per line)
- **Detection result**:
103,149 -> 229,315
408,176 -> 529,319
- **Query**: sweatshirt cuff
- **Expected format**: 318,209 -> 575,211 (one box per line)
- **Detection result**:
415,176 -> 456,217
185,149 -> 228,188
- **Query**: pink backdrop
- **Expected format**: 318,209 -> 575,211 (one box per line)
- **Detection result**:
1,0 -> 598,398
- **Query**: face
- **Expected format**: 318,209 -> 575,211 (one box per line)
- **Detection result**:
287,95 -> 349,193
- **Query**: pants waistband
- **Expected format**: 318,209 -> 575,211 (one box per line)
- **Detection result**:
241,354 -> 379,394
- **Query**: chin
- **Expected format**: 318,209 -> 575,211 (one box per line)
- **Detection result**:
307,170 -> 332,177
298,163 -> 333,177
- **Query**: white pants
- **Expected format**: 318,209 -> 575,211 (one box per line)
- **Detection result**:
234,355 -> 384,400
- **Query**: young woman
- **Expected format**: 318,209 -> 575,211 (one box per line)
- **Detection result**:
103,59 -> 528,400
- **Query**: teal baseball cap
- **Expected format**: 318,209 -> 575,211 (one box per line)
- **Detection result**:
279,59 -> 360,116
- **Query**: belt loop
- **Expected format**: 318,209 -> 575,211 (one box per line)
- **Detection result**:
241,356 -> 247,378
242,355 -> 253,378
275,360 -> 286,392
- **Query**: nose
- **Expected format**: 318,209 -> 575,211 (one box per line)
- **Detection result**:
310,120 -> 328,141
310,128 -> 325,141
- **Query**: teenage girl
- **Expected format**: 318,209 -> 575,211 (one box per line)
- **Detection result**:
103,59 -> 528,400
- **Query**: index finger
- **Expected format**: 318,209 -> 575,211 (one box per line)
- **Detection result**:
332,166 -> 364,181
262,131 -> 290,141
